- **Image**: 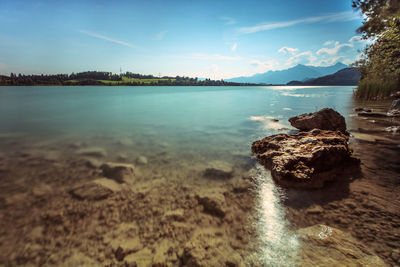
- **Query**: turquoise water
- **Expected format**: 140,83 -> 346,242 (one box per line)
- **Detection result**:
0,85 -> 355,264
0,85 -> 354,155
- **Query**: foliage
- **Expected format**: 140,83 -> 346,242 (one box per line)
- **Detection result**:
0,71 -> 259,86
352,0 -> 400,99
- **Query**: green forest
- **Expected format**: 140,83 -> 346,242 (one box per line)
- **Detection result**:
0,71 -> 261,86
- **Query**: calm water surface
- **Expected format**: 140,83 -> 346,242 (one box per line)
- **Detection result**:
0,85 -> 355,265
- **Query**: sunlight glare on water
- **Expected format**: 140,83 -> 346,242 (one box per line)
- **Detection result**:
255,166 -> 299,266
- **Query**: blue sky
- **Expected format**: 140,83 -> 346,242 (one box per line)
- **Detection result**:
0,0 -> 366,79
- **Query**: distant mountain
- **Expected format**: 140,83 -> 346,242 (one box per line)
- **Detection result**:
226,62 -> 348,84
287,68 -> 360,86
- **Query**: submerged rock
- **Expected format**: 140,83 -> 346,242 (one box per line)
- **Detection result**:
196,191 -> 227,218
101,162 -> 135,184
203,160 -> 233,180
76,147 -> 107,158
296,224 -> 387,266
69,178 -> 121,200
136,156 -> 148,165
252,129 -> 359,188
289,108 -> 347,132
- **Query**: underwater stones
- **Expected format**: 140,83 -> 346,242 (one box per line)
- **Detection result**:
101,162 -> 135,184
76,147 -> 107,158
31,184 -> 53,198
69,178 -> 121,200
113,237 -> 143,261
296,224 -> 387,266
196,192 -> 227,218
252,129 -> 359,188
163,209 -> 185,222
136,156 -> 148,165
289,108 -> 347,132
203,160 -> 233,180
182,229 -> 242,266
123,248 -> 153,266
81,157 -> 102,169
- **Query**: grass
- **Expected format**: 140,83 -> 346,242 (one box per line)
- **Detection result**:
356,76 -> 399,99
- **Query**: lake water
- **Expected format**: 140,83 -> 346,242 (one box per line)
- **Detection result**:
0,85 -> 356,265
0,85 -> 355,151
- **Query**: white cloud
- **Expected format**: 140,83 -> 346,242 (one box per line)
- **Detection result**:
155,30 -> 168,40
231,43 -> 237,51
79,30 -> 136,49
317,43 -> 352,55
249,59 -> 279,73
278,46 -> 299,55
286,51 -> 317,66
237,11 -> 360,34
317,35 -> 368,56
323,40 -> 334,46
220,16 -> 236,25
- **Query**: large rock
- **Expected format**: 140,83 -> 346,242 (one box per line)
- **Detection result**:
252,129 -> 359,188
289,108 -> 347,132
296,225 -> 387,266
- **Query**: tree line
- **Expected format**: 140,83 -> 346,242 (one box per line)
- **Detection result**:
0,71 -> 260,86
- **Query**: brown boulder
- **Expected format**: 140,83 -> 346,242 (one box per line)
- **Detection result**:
289,108 -> 347,132
252,129 -> 359,188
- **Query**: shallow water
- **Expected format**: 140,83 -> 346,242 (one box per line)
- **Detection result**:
0,85 -> 356,265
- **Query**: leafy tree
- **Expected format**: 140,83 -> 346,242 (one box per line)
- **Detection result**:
352,0 -> 400,98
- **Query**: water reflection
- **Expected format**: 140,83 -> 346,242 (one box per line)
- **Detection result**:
254,165 -> 299,266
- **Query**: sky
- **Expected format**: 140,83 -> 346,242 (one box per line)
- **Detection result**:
0,0 -> 367,79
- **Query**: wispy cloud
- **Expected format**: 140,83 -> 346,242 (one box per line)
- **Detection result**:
79,30 -> 136,49
237,11 -> 360,34
323,40 -> 334,46
220,16 -> 237,25
278,46 -> 298,55
155,30 -> 168,40
231,43 -> 237,51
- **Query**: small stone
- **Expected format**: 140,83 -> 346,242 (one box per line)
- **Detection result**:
136,156 -> 148,165
31,184 -> 53,198
69,178 -> 121,200
232,179 -> 253,193
117,154 -> 128,161
196,192 -> 227,218
82,157 -> 102,169
163,209 -> 185,222
124,248 -> 153,266
101,162 -> 135,184
27,226 -> 44,242
204,160 -> 233,180
76,147 -> 107,158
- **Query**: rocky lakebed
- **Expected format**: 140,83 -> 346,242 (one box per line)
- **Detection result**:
0,100 -> 399,266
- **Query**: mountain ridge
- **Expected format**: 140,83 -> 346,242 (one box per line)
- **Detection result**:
227,62 -> 348,84
286,67 -> 361,86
